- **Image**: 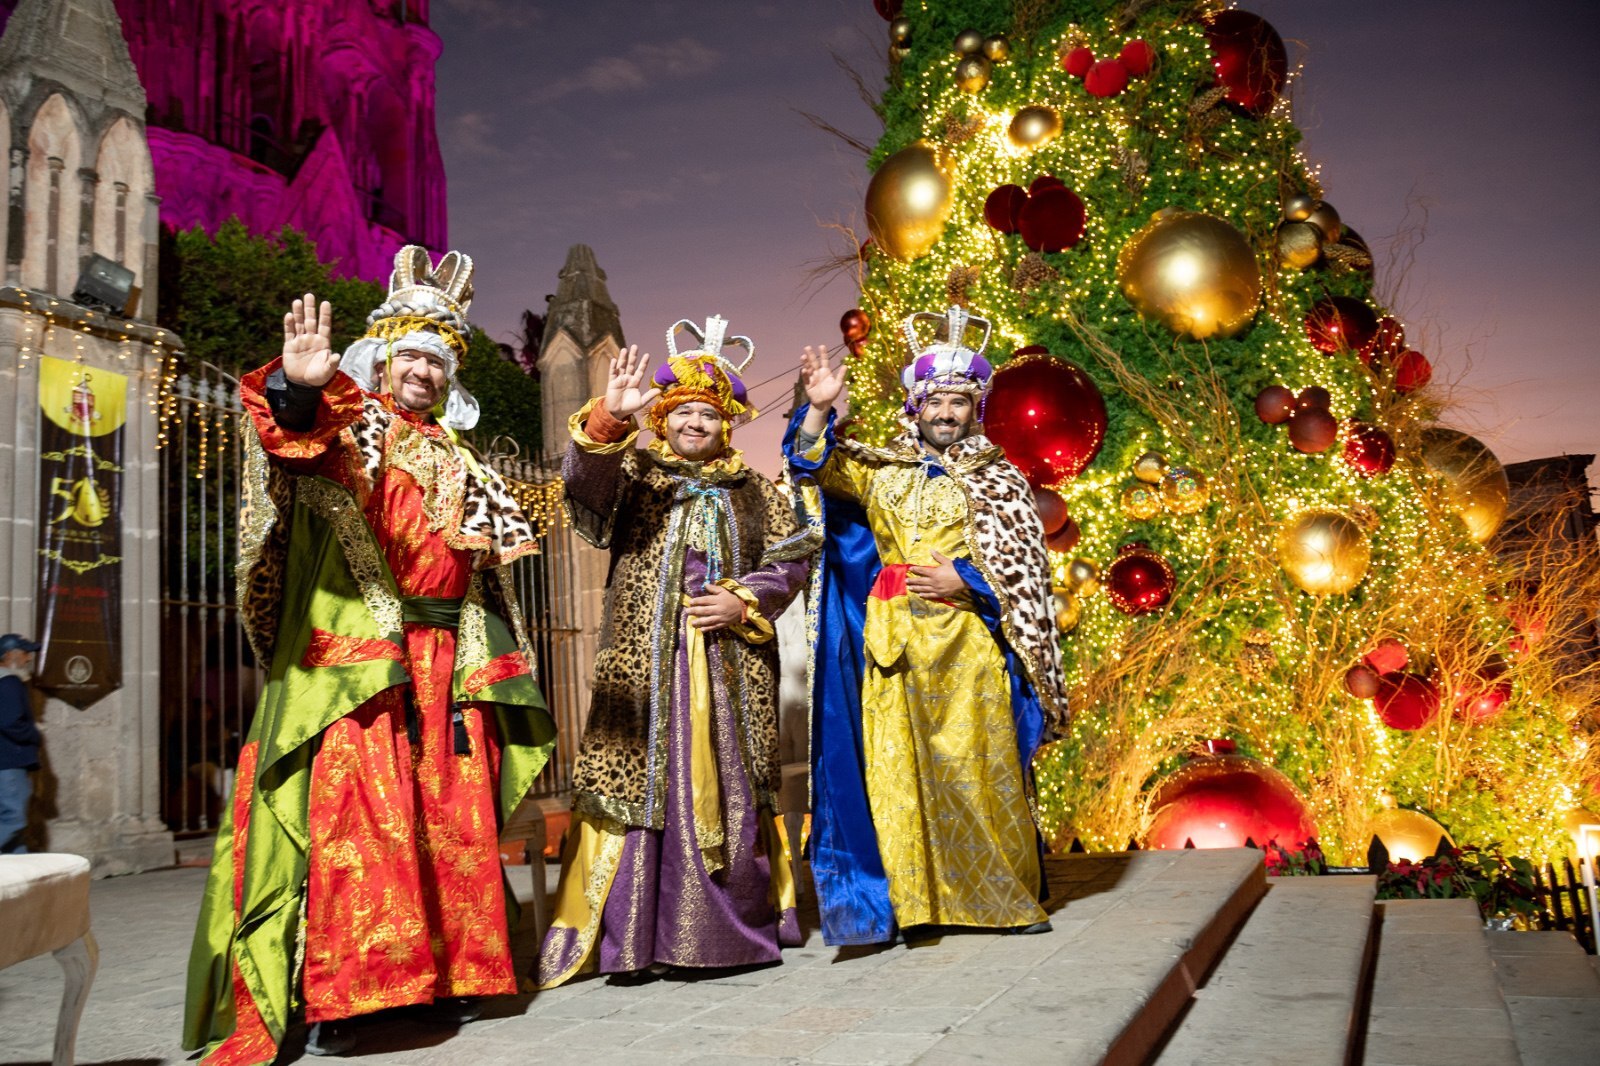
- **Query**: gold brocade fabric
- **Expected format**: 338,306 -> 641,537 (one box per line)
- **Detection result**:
820,452 -> 1047,930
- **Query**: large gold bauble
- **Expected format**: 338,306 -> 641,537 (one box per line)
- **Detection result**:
1117,211 -> 1262,339
1008,105 -> 1062,149
953,28 -> 985,54
954,53 -> 992,92
864,142 -> 952,262
1276,221 -> 1323,270
1162,466 -> 1210,515
1367,808 -> 1453,862
1419,428 -> 1510,543
983,34 -> 1012,62
1277,509 -> 1371,596
889,17 -> 913,45
1283,193 -> 1316,222
1052,586 -> 1081,632
1305,199 -> 1343,243
1067,558 -> 1099,594
1133,450 -> 1169,484
1122,483 -> 1163,521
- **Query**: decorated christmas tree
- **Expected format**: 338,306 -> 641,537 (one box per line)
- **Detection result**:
838,0 -> 1600,862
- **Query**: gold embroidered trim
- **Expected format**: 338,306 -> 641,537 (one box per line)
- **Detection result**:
458,577 -> 491,681
298,478 -> 404,638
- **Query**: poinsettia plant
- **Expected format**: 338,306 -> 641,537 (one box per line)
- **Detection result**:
1375,845 -> 1540,921
1265,838 -> 1326,877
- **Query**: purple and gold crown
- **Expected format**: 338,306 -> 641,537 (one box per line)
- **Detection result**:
646,315 -> 757,439
900,305 -> 994,413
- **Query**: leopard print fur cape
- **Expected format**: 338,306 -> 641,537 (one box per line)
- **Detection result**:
833,429 -> 1069,729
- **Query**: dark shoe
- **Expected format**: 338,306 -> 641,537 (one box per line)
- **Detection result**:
305,1021 -> 356,1057
1003,919 -> 1053,935
425,997 -> 483,1025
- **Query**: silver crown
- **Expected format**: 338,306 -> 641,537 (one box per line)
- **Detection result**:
666,314 -> 755,374
901,305 -> 992,359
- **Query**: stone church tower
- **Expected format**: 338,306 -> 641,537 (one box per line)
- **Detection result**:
0,0 -> 174,871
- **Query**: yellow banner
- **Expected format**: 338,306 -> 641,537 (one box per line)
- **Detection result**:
38,355 -> 127,437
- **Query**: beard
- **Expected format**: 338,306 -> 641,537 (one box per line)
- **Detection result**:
916,411 -> 974,452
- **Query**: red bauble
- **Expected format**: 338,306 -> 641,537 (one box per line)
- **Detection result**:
1296,386 -> 1331,411
840,308 -> 871,343
1120,38 -> 1156,76
1062,46 -> 1094,77
1255,384 -> 1295,424
1204,10 -> 1288,115
1145,755 -> 1317,850
1455,660 -> 1511,722
1393,350 -> 1433,393
873,0 -> 902,20
1365,639 -> 1409,676
1375,673 -> 1440,731
846,339 -> 867,357
1344,664 -> 1381,699
1084,58 -> 1130,97
1018,185 -> 1086,253
984,353 -> 1108,487
1305,296 -> 1379,354
1104,543 -> 1175,615
983,184 -> 1028,234
1033,488 -> 1069,535
1029,174 -> 1067,195
1288,407 -> 1338,453
1342,421 -> 1396,477
1046,515 -> 1081,554
1360,316 -> 1406,366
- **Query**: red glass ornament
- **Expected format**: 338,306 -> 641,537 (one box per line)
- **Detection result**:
1374,673 -> 1440,731
1360,316 -> 1406,366
846,339 -> 867,357
1254,384 -> 1295,424
1295,386 -> 1331,411
1120,38 -> 1156,76
983,184 -> 1028,234
1045,514 -> 1081,554
1364,639 -> 1409,676
1305,296 -> 1378,353
1033,488 -> 1068,535
1344,664 -> 1381,699
1104,543 -> 1175,615
1018,185 -> 1086,253
1342,421 -> 1395,476
1288,407 -> 1338,453
1029,174 -> 1067,195
839,308 -> 871,343
1084,58 -> 1130,97
1393,350 -> 1433,393
1454,659 -> 1511,722
1145,755 -> 1317,850
1204,10 -> 1288,115
1062,46 -> 1094,77
873,0 -> 902,20
984,353 -> 1108,487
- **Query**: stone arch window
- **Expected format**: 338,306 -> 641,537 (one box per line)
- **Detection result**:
92,117 -> 152,294
23,94 -> 84,295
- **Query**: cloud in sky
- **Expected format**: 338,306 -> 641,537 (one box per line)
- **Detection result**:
529,37 -> 720,105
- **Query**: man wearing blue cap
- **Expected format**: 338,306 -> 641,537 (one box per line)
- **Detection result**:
0,633 -> 43,854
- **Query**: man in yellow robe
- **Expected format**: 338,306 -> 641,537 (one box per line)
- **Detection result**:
783,306 -> 1068,945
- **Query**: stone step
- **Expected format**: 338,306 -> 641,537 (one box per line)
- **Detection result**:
916,847 -> 1266,1065
1485,929 -> 1600,1066
1364,899 -> 1520,1066
1151,874 -> 1378,1065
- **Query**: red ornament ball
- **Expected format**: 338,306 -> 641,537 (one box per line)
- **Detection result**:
839,308 -> 871,343
1295,386 -> 1332,411
1365,639 -> 1409,676
1204,10 -> 1288,115
1084,58 -> 1130,97
1393,350 -> 1433,393
983,184 -> 1028,234
1342,421 -> 1396,477
1029,174 -> 1067,195
1119,38 -> 1156,76
846,339 -> 867,357
1345,664 -> 1381,699
1375,673 -> 1440,731
1305,296 -> 1379,354
1062,46 -> 1094,77
1045,514 -> 1081,554
985,352 -> 1107,487
1361,316 -> 1406,366
1018,185 -> 1086,253
1288,407 -> 1338,453
1255,384 -> 1295,424
1033,488 -> 1069,535
1104,543 -> 1175,615
1455,660 -> 1511,722
873,0 -> 902,20
1145,755 -> 1317,850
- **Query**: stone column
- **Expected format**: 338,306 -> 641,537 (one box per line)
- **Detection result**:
6,145 -> 26,284
76,166 -> 98,282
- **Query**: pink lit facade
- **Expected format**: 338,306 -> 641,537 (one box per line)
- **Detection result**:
0,0 -> 448,280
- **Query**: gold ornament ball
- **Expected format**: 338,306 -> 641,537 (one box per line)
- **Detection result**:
1419,428 -> 1510,543
1276,221 -> 1323,270
1117,211 -> 1262,340
1161,466 -> 1210,515
889,16 -> 913,45
1067,558 -> 1099,594
1305,199 -> 1343,243
983,34 -> 1011,62
1283,193 -> 1316,222
1121,483 -> 1163,521
1052,586 -> 1081,633
1277,509 -> 1371,596
1367,808 -> 1453,863
1132,450 -> 1169,484
1007,105 -> 1062,149
954,53 -> 992,92
953,28 -> 984,54
864,141 -> 952,262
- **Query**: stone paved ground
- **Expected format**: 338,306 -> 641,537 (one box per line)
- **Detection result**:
0,850 -> 1263,1065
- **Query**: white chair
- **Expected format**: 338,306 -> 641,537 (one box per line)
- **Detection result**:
0,853 -> 98,1066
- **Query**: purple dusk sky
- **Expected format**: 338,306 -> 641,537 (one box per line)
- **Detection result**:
435,1 -> 1600,481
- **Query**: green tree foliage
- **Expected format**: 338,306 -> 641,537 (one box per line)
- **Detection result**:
457,328 -> 542,459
